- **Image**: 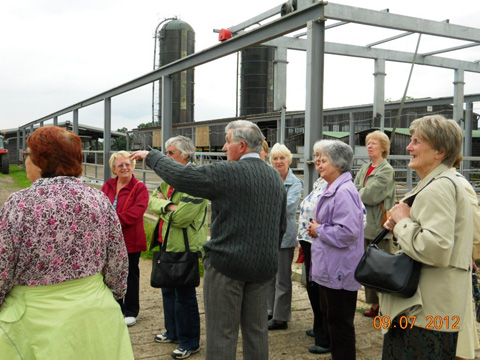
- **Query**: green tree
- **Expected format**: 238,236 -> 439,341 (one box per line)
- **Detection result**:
111,127 -> 132,151
137,122 -> 157,129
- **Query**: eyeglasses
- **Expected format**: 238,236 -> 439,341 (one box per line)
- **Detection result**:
116,163 -> 131,169
166,150 -> 177,156
24,152 -> 31,157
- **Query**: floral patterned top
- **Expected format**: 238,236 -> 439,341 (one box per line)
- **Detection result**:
297,177 -> 329,244
0,176 -> 128,307
298,177 -> 367,244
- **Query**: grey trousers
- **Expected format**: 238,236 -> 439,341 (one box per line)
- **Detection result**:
203,258 -> 269,360
267,247 -> 295,322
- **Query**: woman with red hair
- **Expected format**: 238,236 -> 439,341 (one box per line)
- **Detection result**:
0,126 -> 133,359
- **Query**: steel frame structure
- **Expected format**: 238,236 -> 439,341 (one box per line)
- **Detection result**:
15,0 -> 480,192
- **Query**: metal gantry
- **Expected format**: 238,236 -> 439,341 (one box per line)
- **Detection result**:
13,0 -> 480,193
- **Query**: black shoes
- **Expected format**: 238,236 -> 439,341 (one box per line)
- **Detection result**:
308,345 -> 331,354
305,329 -> 315,337
268,319 -> 288,330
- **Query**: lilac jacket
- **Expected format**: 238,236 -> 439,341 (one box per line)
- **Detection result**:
310,172 -> 364,291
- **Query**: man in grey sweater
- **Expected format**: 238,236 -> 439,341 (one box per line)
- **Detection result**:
131,120 -> 287,360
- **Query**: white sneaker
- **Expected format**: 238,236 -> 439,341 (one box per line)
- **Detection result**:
125,316 -> 137,327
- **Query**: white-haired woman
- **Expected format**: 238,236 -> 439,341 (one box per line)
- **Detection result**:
148,136 -> 208,359
296,139 -> 333,341
307,141 -> 365,358
267,143 -> 303,330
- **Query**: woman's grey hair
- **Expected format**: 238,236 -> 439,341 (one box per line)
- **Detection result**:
313,139 -> 335,155
409,115 -> 462,168
165,135 -> 196,162
322,141 -> 353,174
225,120 -> 264,153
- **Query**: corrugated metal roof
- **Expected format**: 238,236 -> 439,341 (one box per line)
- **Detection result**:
324,131 -> 349,138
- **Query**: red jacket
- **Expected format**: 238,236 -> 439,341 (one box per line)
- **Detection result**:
101,175 -> 149,253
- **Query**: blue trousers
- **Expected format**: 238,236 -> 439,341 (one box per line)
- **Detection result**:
162,286 -> 200,351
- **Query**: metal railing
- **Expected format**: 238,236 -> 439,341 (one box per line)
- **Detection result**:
80,150 -> 480,195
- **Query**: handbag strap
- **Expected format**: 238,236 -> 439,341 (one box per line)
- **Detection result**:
372,175 -> 457,246
161,212 -> 191,253
121,181 -> 140,213
371,229 -> 391,246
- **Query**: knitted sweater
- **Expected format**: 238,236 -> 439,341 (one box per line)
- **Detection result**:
146,150 -> 287,283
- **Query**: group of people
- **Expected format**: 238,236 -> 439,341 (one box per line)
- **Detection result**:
296,116 -> 480,360
0,114 -> 478,360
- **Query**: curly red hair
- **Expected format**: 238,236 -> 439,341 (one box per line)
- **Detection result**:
27,126 -> 83,178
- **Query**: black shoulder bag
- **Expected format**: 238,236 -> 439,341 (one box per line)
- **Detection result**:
150,212 -> 201,288
354,227 -> 421,298
354,176 -> 456,298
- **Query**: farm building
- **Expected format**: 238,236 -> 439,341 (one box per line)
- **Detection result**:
130,94 -> 480,157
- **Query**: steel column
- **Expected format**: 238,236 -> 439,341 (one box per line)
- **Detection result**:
22,129 -> 26,154
465,101 -> 473,179
103,98 -> 112,183
274,46 -> 288,144
73,109 -> 79,134
304,19 -> 325,195
349,113 -> 355,152
373,58 -> 386,131
453,68 -> 465,123
16,129 -> 20,163
275,46 -> 288,145
161,75 -> 173,151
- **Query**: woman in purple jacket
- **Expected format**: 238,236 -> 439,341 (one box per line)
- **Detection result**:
307,141 -> 364,360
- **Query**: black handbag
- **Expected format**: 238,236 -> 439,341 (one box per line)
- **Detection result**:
150,212 -> 201,288
354,228 -> 422,298
354,181 -> 434,298
355,175 -> 458,298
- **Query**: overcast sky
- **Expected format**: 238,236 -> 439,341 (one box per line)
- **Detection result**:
1,0 -> 479,132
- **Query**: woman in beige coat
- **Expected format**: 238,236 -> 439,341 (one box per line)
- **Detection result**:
381,115 -> 473,359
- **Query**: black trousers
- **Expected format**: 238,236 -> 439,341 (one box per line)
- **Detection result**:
117,252 -> 141,317
299,240 -> 328,346
318,285 -> 357,360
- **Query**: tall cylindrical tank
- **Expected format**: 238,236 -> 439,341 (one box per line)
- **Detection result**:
158,19 -> 195,124
240,46 -> 275,116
